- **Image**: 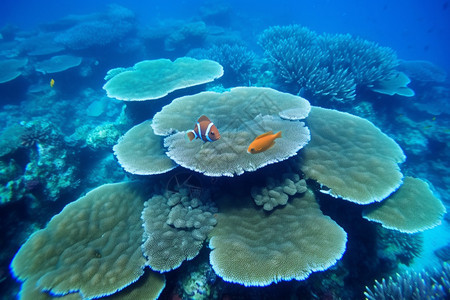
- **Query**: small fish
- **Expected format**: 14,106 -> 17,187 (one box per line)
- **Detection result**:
187,115 -> 220,142
50,78 -> 55,88
247,131 -> 282,154
432,116 -> 436,121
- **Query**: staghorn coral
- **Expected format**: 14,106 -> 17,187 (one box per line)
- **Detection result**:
317,33 -> 397,86
188,43 -> 256,85
298,106 -> 405,204
142,188 -> 217,272
103,57 -> 224,101
376,227 -> 423,266
364,263 -> 450,300
363,177 -> 446,233
10,182 -> 147,299
259,25 -> 398,102
113,120 -> 177,175
209,190 -> 347,286
251,172 -> 307,211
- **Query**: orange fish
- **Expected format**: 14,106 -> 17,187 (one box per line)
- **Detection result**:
50,78 -> 55,88
187,115 -> 220,142
247,131 -> 282,154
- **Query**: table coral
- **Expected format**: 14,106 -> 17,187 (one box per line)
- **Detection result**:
10,182 -> 147,299
103,57 -> 223,101
209,190 -> 347,286
363,177 -> 446,233
299,106 -> 405,204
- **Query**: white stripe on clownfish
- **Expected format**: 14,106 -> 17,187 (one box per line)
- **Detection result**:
205,122 -> 214,142
197,122 -> 202,138
189,129 -> 198,139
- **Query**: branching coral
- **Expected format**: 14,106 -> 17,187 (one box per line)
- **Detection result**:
364,263 -> 450,300
188,44 -> 256,85
259,25 -> 398,102
251,172 -> 307,211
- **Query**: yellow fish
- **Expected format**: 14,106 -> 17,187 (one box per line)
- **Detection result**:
247,131 -> 282,154
50,78 -> 55,88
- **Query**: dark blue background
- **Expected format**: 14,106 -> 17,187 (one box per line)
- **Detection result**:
1,0 -> 449,72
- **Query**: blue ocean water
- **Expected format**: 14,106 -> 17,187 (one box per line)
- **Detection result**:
0,0 -> 449,299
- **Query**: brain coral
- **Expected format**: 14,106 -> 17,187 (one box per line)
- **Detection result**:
299,106 -> 405,204
209,190 -> 347,286
363,177 -> 446,233
113,120 -> 177,175
103,57 -> 224,101
142,189 -> 217,272
152,87 -> 311,176
10,182 -> 147,299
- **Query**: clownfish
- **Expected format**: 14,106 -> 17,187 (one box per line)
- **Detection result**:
50,78 -> 55,88
187,115 -> 221,142
247,131 -> 282,154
